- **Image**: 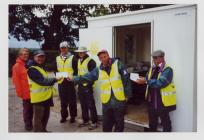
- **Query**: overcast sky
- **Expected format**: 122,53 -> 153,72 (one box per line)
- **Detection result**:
9,36 -> 80,48
9,36 -> 41,48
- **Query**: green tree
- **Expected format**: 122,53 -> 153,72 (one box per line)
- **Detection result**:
9,4 -> 167,50
9,4 -> 96,50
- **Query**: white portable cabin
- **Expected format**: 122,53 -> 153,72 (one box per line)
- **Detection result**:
79,4 -> 197,132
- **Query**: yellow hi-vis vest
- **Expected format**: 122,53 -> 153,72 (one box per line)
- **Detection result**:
28,66 -> 56,103
78,57 -> 91,86
56,55 -> 74,84
145,64 -> 176,107
98,60 -> 125,104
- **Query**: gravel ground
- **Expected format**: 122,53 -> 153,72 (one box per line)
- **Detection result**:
8,78 -> 143,133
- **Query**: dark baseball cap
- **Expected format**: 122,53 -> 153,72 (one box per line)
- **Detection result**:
33,50 -> 45,56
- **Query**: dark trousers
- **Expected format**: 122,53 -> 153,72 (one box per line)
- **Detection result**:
102,103 -> 125,132
22,99 -> 33,129
148,108 -> 172,132
58,81 -> 77,119
33,104 -> 50,132
78,86 -> 98,123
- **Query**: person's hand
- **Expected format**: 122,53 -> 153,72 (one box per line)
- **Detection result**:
56,77 -> 63,82
134,76 -> 146,84
67,76 -> 73,81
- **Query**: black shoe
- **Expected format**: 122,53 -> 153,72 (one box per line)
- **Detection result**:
88,123 -> 97,130
25,126 -> 33,131
69,117 -> 75,123
42,129 -> 52,133
60,118 -> 67,123
78,122 -> 89,127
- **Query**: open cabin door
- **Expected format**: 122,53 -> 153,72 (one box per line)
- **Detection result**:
114,22 -> 153,128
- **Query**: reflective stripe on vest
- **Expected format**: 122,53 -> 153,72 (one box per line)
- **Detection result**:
98,60 -> 125,104
56,55 -> 74,84
28,66 -> 56,103
145,64 -> 176,107
78,57 -> 91,86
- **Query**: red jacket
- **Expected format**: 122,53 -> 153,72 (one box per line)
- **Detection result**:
12,58 -> 30,99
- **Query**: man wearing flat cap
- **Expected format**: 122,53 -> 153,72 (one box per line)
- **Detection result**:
27,50 -> 60,132
74,46 -> 98,130
55,41 -> 78,124
67,49 -> 132,132
134,49 -> 176,132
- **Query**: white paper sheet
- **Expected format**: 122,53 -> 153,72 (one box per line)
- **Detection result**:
130,73 -> 139,81
56,72 -> 68,78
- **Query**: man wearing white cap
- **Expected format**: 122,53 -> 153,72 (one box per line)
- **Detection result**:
134,50 -> 176,132
75,46 -> 98,130
55,41 -> 78,123
67,49 -> 132,132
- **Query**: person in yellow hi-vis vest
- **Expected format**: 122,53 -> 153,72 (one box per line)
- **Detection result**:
74,47 -> 98,130
27,50 -> 60,132
134,50 -> 176,132
54,41 -> 78,123
67,49 -> 132,132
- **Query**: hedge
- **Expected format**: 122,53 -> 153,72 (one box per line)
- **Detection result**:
9,48 -> 77,77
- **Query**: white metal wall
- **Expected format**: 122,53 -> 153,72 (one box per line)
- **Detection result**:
79,27 -> 113,116
79,5 -> 196,131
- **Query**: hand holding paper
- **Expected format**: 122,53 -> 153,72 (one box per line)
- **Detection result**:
130,73 -> 139,81
56,72 -> 69,78
134,76 -> 146,84
130,73 -> 146,84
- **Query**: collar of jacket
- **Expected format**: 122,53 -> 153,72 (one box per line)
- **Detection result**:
152,61 -> 166,72
30,61 -> 45,69
80,54 -> 89,62
16,57 -> 26,66
99,58 -> 116,70
60,52 -> 72,58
